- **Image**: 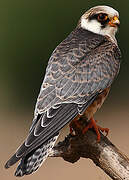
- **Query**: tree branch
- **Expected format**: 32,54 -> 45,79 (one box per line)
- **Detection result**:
49,117 -> 129,180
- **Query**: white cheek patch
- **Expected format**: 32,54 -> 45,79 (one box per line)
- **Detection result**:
81,18 -> 102,34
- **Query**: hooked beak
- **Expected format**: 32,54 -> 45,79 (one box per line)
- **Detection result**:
108,16 -> 120,27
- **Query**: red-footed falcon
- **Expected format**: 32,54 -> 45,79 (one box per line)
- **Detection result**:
5,5 -> 121,176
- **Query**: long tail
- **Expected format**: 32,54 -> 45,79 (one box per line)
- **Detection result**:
9,135 -> 58,177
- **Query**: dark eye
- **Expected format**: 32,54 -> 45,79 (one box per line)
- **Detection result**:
97,13 -> 108,22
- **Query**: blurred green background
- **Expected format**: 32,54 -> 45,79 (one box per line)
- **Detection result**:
1,0 -> 129,180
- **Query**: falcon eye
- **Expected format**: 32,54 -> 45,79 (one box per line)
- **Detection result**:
97,13 -> 108,22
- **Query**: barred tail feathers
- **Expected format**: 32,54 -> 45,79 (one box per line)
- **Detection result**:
15,135 -> 58,177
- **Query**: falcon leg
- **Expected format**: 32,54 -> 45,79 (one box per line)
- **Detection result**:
69,117 -> 81,135
82,117 -> 109,142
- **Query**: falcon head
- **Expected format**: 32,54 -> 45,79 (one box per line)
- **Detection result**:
80,5 -> 120,39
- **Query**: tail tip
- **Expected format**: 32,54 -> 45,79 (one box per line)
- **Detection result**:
4,161 -> 10,169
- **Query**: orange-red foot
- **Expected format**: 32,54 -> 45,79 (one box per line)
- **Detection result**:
82,117 -> 109,142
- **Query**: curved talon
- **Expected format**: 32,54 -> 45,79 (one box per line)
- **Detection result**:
82,117 -> 109,142
97,126 -> 109,136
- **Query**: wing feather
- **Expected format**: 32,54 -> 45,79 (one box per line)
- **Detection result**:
5,28 -> 121,169
26,29 -> 120,154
